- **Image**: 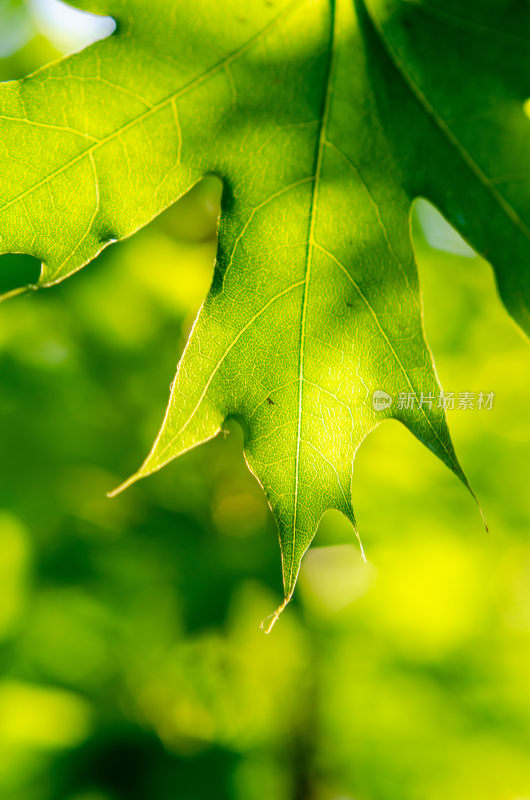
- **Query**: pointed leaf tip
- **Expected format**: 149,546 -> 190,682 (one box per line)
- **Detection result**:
260,594 -> 292,634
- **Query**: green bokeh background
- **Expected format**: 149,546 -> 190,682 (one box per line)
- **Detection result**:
0,3 -> 529,799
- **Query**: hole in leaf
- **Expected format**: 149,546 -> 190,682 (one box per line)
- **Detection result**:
0,253 -> 41,296
412,198 -> 476,258
161,176 -> 223,244
523,98 -> 530,121
0,1 -> 33,58
28,0 -> 116,55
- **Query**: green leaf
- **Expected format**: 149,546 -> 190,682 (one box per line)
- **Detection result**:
1,0 -> 527,625
361,0 -> 530,333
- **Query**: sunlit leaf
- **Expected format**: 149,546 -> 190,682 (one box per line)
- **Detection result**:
1,0 -> 528,622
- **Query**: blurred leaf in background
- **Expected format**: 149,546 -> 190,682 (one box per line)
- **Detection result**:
0,3 -> 529,800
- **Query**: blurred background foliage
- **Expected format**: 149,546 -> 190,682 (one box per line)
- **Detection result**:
0,2 -> 529,799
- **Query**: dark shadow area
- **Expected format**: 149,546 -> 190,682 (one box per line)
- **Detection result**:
48,723 -> 238,800
0,252 -> 41,295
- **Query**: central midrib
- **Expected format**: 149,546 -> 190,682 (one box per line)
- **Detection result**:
287,0 -> 338,596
